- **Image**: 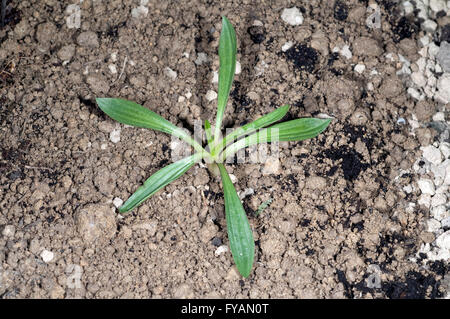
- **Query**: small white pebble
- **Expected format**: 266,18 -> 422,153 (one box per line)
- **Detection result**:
164,67 -> 177,80
431,193 -> 447,207
418,179 -> 435,195
215,245 -> 229,256
422,145 -> 443,165
195,52 -> 208,65
100,143 -> 108,150
229,174 -> 238,183
411,72 -> 427,88
418,194 -> 432,208
354,64 -> 366,73
111,52 -> 118,62
282,41 -> 294,52
431,206 -> 449,221
436,231 -> 450,250
441,217 -> 450,229
131,5 -> 148,19
110,128 -> 121,143
422,20 -> 437,33
235,61 -> 241,75
41,250 -> 54,263
419,35 -> 430,47
397,117 -> 406,125
113,197 -> 124,209
205,90 -> 217,102
2,225 -> 15,237
212,71 -> 218,83
108,64 -> 117,74
185,91 -> 192,99
178,95 -> 186,103
427,219 -> 442,233
281,7 -> 303,26
340,45 -> 352,60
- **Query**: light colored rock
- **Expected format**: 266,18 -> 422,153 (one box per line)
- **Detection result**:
436,231 -> 450,250
436,42 -> 450,73
354,64 -> 366,73
235,61 -> 241,74
205,90 -> 217,102
427,219 -> 442,233
281,7 -> 303,26
422,145 -> 443,165
418,179 -> 436,195
195,52 -> 208,65
282,41 -> 294,52
422,20 -> 437,33
110,128 -> 121,143
66,4 -> 81,29
442,217 -> 450,229
113,197 -> 123,209
40,249 -> 54,263
131,5 -> 148,19
164,67 -> 177,80
2,225 -> 15,237
431,193 -> 447,207
340,45 -> 352,59
433,112 -> 445,122
429,0 -> 447,12
352,37 -> 382,57
411,71 -> 427,87
262,156 -> 280,175
215,245 -> 229,256
108,64 -> 117,74
431,205 -> 449,221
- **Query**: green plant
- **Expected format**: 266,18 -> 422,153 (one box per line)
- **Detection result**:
96,16 -> 331,278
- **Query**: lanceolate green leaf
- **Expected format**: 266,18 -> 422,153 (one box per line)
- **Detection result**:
221,118 -> 332,161
204,119 -> 214,149
218,163 -> 255,278
96,98 -> 206,154
119,153 -> 203,213
214,16 -> 237,144
212,104 -> 290,155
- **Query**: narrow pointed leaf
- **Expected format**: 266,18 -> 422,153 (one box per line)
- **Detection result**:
119,153 -> 203,213
222,118 -> 332,161
214,16 -> 237,143
204,119 -> 213,148
97,98 -> 205,153
212,104 -> 290,155
218,163 -> 255,277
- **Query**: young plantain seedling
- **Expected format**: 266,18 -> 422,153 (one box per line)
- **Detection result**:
96,16 -> 331,278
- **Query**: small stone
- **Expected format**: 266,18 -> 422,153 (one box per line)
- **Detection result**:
402,1 -> 414,15
282,41 -> 294,52
431,205 -> 449,221
66,4 -> 81,29
40,249 -> 54,263
354,64 -> 365,73
436,42 -> 450,73
164,67 -> 177,80
113,197 -> 123,209
235,61 -> 241,75
77,31 -> 99,48
2,225 -> 15,237
422,145 -> 443,165
195,52 -> 208,66
212,71 -> 218,83
429,0 -> 447,13
281,7 -> 304,26
131,5 -> 148,19
205,90 -> 217,102
411,72 -> 427,87
418,179 -> 436,195
440,143 -> 450,158
352,37 -> 383,57
431,193 -> 447,207
108,64 -> 117,74
441,217 -> 450,229
110,128 -> 121,143
435,73 -> 450,104
427,219 -> 442,233
215,245 -> 229,256
262,157 -> 280,175
419,35 -> 430,47
436,231 -> 450,250
422,20 -> 438,33
340,45 -> 352,59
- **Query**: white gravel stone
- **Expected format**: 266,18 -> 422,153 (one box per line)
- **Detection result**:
422,145 -> 443,165
431,193 -> 447,207
418,179 -> 436,195
427,218 -> 442,233
411,71 -> 427,87
41,249 -> 54,263
431,205 -> 449,221
436,231 -> 450,250
402,1 -> 414,15
281,7 -> 304,26
66,4 -> 81,29
442,217 -> 450,229
418,194 -> 432,208
212,71 -> 218,83
282,41 -> 294,52
110,128 -> 121,144
164,67 -> 177,80
205,90 -> 217,101
354,64 -> 366,73
440,143 -> 450,158
2,225 -> 15,237
113,197 -> 123,209
419,35 -> 430,47
435,73 -> 450,104
422,20 -> 437,33
428,43 -> 440,58
131,5 -> 148,19
108,64 -> 117,74
407,87 -> 421,100
235,61 -> 241,74
436,42 -> 450,73
215,245 -> 229,256
340,45 -> 352,60
195,52 -> 208,65
429,0 -> 447,12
